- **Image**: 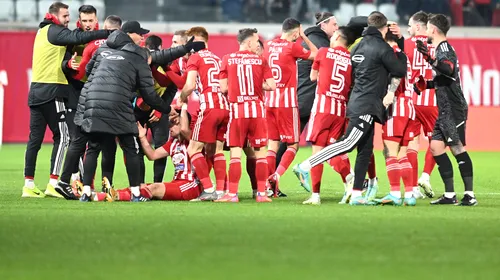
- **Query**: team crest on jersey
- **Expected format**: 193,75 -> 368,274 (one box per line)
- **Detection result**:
230,53 -> 237,58
172,153 -> 184,165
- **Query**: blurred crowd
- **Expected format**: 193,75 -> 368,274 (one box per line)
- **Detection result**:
221,0 -> 500,26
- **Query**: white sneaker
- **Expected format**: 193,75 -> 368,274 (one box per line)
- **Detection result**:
418,177 -> 435,198
413,187 -> 425,199
303,196 -> 321,205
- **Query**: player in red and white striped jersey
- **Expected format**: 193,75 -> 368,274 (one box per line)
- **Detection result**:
302,26 -> 355,205
177,27 -> 230,202
265,18 -> 318,193
404,11 -> 437,199
378,27 -> 417,205
95,104 -> 202,202
216,28 -> 276,203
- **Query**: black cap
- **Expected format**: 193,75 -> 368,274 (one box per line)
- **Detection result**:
122,21 -> 149,35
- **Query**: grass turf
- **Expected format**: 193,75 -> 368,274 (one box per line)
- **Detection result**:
0,144 -> 499,279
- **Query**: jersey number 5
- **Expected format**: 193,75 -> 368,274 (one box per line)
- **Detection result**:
237,64 -> 255,96
204,57 -> 221,88
268,53 -> 282,83
330,61 -> 348,94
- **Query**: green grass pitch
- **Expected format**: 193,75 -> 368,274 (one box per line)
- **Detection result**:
1,144 -> 499,279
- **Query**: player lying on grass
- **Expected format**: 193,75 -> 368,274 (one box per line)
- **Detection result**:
95,104 -> 202,202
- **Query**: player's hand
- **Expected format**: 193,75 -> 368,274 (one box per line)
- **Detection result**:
413,75 -> 426,95
299,24 -> 306,38
388,22 -> 402,39
383,92 -> 395,108
176,96 -> 186,108
70,52 -> 79,70
137,121 -> 147,138
148,110 -> 161,123
184,36 -> 206,53
416,41 -> 432,62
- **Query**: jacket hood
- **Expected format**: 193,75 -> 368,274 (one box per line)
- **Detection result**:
107,30 -> 135,50
347,16 -> 368,39
122,43 -> 148,60
362,26 -> 383,38
39,19 -> 55,29
304,26 -> 328,40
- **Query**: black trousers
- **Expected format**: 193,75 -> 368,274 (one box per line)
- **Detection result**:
24,98 -> 69,178
147,114 -> 170,182
60,126 -> 117,185
83,133 -> 141,187
307,115 -> 375,191
65,108 -> 84,176
276,114 -> 310,168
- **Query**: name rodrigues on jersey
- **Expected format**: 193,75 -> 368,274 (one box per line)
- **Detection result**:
326,51 -> 351,65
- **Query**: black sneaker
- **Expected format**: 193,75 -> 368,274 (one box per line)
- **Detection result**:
430,195 -> 457,205
79,193 -> 92,202
55,182 -> 78,200
458,194 -> 478,206
277,190 -> 288,197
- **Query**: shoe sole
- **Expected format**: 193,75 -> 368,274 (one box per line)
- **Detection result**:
45,191 -> 64,198
21,193 -> 45,198
418,182 -> 435,198
293,170 -> 311,192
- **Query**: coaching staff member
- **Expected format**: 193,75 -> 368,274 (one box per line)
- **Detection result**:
78,28 -> 171,202
22,1 -> 110,199
293,12 -> 407,205
416,14 -> 476,206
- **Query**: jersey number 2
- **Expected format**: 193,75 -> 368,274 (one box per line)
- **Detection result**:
204,57 -> 221,88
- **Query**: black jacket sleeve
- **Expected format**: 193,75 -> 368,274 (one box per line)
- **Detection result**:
381,48 -> 407,78
47,25 -> 110,46
397,36 -> 405,51
136,61 -> 171,114
150,45 -> 188,66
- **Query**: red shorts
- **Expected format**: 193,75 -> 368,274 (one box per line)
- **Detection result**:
160,180 -> 201,201
191,108 -> 229,144
306,112 -> 346,146
382,116 -> 413,146
226,117 -> 268,148
413,105 -> 438,138
267,107 -> 300,144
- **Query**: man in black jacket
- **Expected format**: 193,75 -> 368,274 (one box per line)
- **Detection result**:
293,11 -> 407,205
78,29 -> 171,202
22,1 -> 111,199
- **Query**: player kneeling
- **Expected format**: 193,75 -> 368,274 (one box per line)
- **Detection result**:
96,105 -> 201,202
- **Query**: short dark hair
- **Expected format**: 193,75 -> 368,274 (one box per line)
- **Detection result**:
338,26 -> 357,47
428,13 -> 451,35
282,18 -> 301,32
258,39 -> 264,48
385,26 -> 399,43
367,11 -> 388,29
145,35 -> 162,51
315,12 -> 334,25
105,15 -> 122,28
78,5 -> 97,16
411,11 -> 428,25
48,2 -> 68,15
237,28 -> 258,44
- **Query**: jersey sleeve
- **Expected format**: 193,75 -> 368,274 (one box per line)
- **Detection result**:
161,138 -> 173,155
262,58 -> 273,80
73,42 -> 97,80
186,54 -> 200,73
292,41 -> 311,60
219,56 -> 228,79
170,59 -> 181,74
434,43 -> 456,77
312,49 -> 323,70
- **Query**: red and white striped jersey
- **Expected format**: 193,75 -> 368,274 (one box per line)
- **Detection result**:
170,57 -> 187,75
404,36 -> 437,107
390,96 -> 416,120
265,39 -> 311,108
162,138 -> 194,181
311,46 -> 352,116
186,49 -> 229,110
392,45 -> 413,99
220,50 -> 273,119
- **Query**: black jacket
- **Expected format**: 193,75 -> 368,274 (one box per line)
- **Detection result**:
80,30 -> 171,136
348,27 -> 407,124
297,26 -> 330,119
28,19 -> 110,107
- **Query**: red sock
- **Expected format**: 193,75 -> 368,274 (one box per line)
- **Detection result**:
311,164 -> 324,193
95,192 -> 107,201
224,173 -> 228,192
25,176 -> 34,180
255,158 -> 268,193
213,153 -> 227,192
117,189 -> 131,201
191,152 -> 213,190
246,156 -> 257,191
266,150 -> 277,176
328,154 -> 350,183
276,147 -> 297,176
423,147 -> 436,175
228,158 -> 242,195
399,156 -> 413,193
407,149 -> 418,187
140,187 -> 152,199
206,154 -> 214,175
50,174 -> 59,180
385,157 -> 400,192
368,153 -> 376,179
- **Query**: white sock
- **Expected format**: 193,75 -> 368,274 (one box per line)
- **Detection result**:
404,192 -> 413,199
369,177 -> 377,186
444,192 -> 456,198
420,173 -> 430,181
390,191 -> 401,198
352,190 -> 362,198
205,187 -> 215,193
130,186 -> 141,197
49,178 -> 58,186
25,179 -> 35,188
71,173 -> 80,182
216,190 -> 224,195
413,186 -> 420,192
83,185 -> 92,196
299,160 -> 312,172
312,192 -> 320,199
258,192 -> 266,196
464,191 -> 475,197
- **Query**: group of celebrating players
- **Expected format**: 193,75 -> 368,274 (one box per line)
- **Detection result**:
22,1 -> 476,206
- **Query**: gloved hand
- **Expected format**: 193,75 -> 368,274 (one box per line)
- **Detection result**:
416,40 -> 434,64
413,75 -> 426,95
183,36 -> 206,53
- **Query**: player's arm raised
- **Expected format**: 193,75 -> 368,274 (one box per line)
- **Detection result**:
179,104 -> 191,141
310,50 -> 321,82
180,70 -> 197,102
137,122 -> 169,161
417,41 -> 455,77
300,25 -> 318,60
